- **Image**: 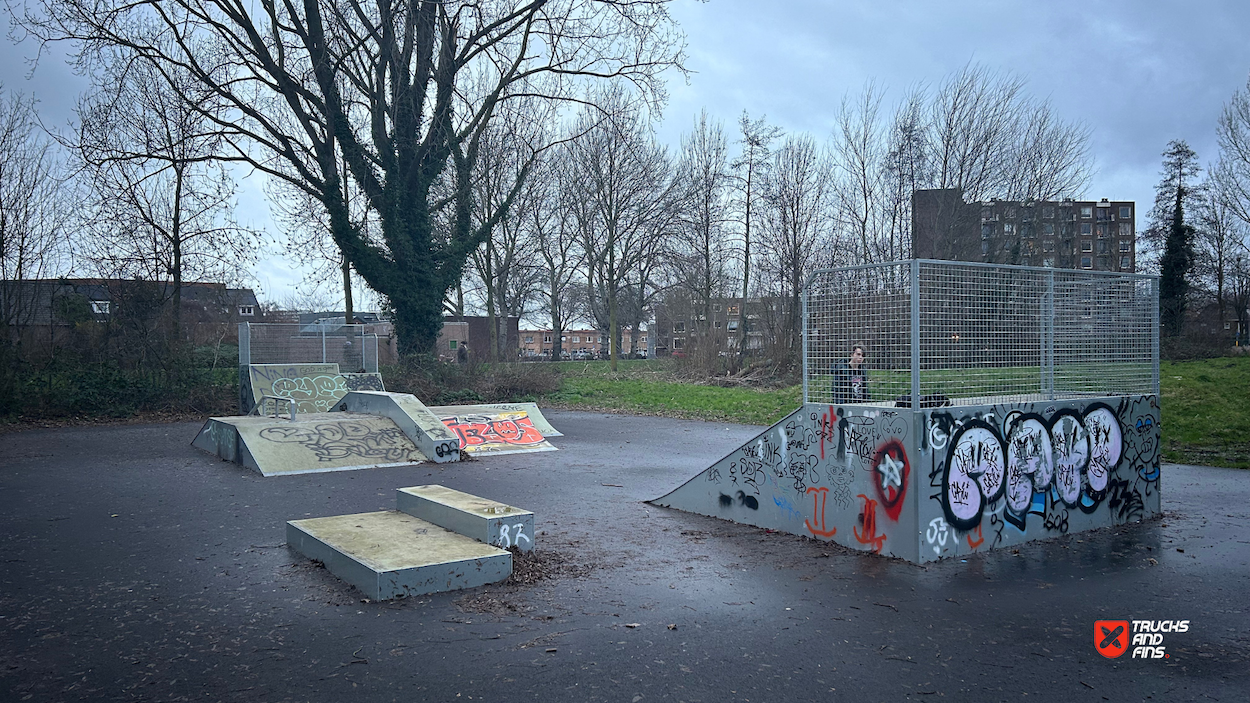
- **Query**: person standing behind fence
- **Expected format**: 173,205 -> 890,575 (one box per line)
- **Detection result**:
457,342 -> 469,364
831,344 -> 868,404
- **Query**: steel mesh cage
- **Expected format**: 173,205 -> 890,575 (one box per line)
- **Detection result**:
804,260 -> 1158,407
238,323 -> 379,373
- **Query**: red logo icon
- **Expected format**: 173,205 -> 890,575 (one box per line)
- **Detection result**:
1095,620 -> 1130,658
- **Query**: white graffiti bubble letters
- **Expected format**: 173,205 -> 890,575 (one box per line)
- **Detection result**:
1005,417 -> 1054,514
1050,412 -> 1090,506
1084,406 -> 1122,493
944,424 -> 1005,527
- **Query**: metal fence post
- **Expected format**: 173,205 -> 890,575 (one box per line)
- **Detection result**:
802,276 -> 810,404
910,259 -> 921,404
321,327 -> 326,363
1045,270 -> 1055,400
238,322 -> 250,366
1151,277 -> 1160,395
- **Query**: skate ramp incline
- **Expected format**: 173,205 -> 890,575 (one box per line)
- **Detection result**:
193,412 -> 429,476
431,403 -> 560,456
340,391 -> 460,462
651,396 -> 1161,563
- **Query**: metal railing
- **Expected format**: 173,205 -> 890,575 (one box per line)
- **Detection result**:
803,260 -> 1159,407
239,322 -> 380,373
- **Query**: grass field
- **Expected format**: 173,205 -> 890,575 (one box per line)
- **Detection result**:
536,356 -> 1249,469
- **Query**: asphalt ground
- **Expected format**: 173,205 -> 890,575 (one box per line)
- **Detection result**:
1,410 -> 1247,702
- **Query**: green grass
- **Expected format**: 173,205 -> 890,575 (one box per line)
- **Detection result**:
535,356 -> 1250,469
1160,356 -> 1250,469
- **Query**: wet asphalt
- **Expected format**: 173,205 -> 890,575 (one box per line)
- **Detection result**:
1,410 -> 1247,702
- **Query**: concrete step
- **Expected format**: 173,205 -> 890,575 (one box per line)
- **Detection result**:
397,485 -> 535,553
286,511 -> 511,600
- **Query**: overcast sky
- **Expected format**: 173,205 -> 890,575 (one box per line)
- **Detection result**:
5,0 -> 1250,307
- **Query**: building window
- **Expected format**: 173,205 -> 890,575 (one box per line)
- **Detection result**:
1043,207 -> 1054,219
1119,206 -> 1132,219
1041,240 -> 1054,253
1119,240 -> 1131,253
672,337 -> 684,349
91,300 -> 110,314
713,303 -> 722,313
1042,223 -> 1054,235
1096,224 -> 1108,238
981,208 -> 992,221
1097,240 -> 1108,253
981,240 -> 990,255
1081,206 -> 1093,218
1096,207 -> 1108,221
572,336 -> 580,343
640,336 -> 646,344
525,335 -> 533,343
449,339 -> 458,349
727,320 -> 739,331
1119,222 -> 1133,236
1120,256 -> 1132,269
715,320 -> 722,329
1005,208 -> 1016,219
1097,256 -> 1109,269
599,335 -> 606,344
1081,256 -> 1093,269
1081,240 -> 1093,252
1022,208 -> 1033,222
982,224 -> 993,238
238,305 -> 255,316
1043,257 -> 1055,268
673,322 -> 685,333
561,335 -> 567,342
727,305 -> 740,317
1003,223 -> 1015,235
1080,223 -> 1092,235
543,335 -> 552,343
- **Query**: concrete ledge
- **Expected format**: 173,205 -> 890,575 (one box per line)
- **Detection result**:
339,391 -> 461,463
397,485 -> 535,553
286,511 -> 511,600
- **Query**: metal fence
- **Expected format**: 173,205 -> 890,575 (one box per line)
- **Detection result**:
239,323 -> 379,373
803,260 -> 1159,407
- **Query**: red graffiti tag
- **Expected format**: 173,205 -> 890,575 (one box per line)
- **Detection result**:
966,524 -> 985,549
441,415 -> 546,449
870,439 -> 909,521
804,486 -> 837,537
819,405 -> 837,460
853,494 -> 886,553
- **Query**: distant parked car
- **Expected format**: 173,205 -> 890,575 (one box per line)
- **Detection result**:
571,349 -> 594,360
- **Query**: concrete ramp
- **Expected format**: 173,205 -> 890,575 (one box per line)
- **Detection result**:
240,363 -> 385,414
339,392 -> 461,462
431,403 -> 560,456
193,412 -> 428,476
652,396 -> 1161,563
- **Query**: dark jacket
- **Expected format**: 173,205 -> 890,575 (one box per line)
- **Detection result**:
831,361 -> 868,404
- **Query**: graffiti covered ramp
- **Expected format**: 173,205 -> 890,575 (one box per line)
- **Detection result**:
431,403 -> 561,456
193,413 -> 430,476
651,396 -> 1161,563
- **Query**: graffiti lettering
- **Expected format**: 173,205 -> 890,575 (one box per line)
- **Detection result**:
805,487 -> 837,537
926,517 -> 951,555
853,494 -> 886,553
258,421 -> 421,463
442,414 -> 546,450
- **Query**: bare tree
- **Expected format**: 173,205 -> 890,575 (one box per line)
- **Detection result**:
13,0 -> 685,356
833,83 -> 888,265
531,147 -> 585,362
1201,162 -> 1250,331
756,134 -> 835,366
568,89 -> 677,370
730,112 -> 782,368
74,53 -> 258,343
673,110 -> 734,352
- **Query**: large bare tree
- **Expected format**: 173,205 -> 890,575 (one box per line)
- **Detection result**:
15,0 -> 685,355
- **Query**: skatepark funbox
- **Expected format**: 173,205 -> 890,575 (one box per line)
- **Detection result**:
653,260 -> 1162,563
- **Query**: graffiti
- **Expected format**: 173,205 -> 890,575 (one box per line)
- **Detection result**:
1108,478 -> 1145,523
818,406 -> 837,460
719,491 -> 759,510
774,495 -> 804,521
1042,502 -> 1069,534
966,524 -> 985,549
441,413 -> 546,451
940,403 -> 1136,532
498,523 -> 531,549
341,372 -> 386,392
804,487 -> 837,537
258,421 -> 421,463
826,461 -> 854,510
842,416 -> 877,463
870,439 -> 909,521
248,364 -> 346,414
926,517 -> 951,555
942,420 -> 1005,531
784,418 -> 817,452
853,494 -> 886,553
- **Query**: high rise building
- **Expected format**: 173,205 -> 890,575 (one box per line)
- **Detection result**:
912,189 -> 1136,272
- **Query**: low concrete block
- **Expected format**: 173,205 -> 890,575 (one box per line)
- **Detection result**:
286,511 -> 511,600
397,485 -> 535,553
338,391 -> 461,463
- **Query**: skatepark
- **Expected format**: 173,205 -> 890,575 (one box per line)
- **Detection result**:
2,261 -> 1248,700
